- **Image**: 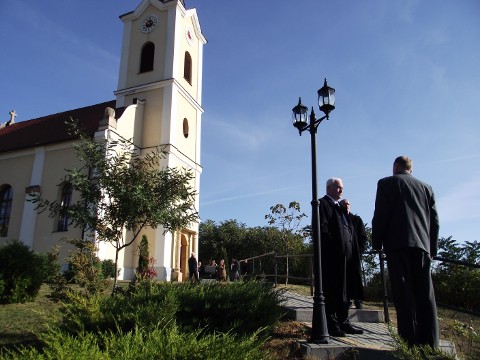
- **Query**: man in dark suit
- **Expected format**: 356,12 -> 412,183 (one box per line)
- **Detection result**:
340,199 -> 366,309
319,178 -> 363,337
372,156 -> 440,348
188,252 -> 199,283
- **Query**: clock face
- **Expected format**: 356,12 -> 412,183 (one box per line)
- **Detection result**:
141,15 -> 158,33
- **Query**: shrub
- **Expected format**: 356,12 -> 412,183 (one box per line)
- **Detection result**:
174,281 -> 285,336
63,238 -> 109,296
60,280 -> 179,335
43,245 -> 70,302
136,257 -> 157,280
35,245 -> 62,283
57,280 -> 284,339
0,240 -> 44,304
434,267 -> 480,312
60,291 -> 106,334
137,235 -> 149,275
101,259 -> 118,279
2,324 -> 268,360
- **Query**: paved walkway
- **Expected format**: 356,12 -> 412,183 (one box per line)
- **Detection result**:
280,291 -> 456,359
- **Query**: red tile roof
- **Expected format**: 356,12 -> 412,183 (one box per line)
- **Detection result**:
0,101 -> 125,153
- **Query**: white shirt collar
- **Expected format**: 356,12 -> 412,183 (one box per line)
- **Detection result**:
326,194 -> 339,204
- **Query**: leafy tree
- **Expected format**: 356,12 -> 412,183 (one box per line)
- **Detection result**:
433,237 -> 480,311
199,219 -> 248,263
265,202 -> 307,239
199,211 -> 310,283
30,118 -> 198,293
362,225 -> 380,285
265,201 -> 307,284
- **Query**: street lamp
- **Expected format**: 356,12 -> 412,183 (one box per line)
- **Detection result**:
291,78 -> 335,343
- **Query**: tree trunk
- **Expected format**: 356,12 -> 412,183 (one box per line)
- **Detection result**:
111,244 -> 120,295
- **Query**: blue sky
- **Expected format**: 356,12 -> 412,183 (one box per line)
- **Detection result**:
2,0 -> 480,244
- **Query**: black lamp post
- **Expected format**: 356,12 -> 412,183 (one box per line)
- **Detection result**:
292,78 -> 335,343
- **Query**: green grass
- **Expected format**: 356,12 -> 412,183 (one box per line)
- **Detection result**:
0,285 -> 61,349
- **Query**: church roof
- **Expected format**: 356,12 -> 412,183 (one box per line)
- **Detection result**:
0,100 -> 125,154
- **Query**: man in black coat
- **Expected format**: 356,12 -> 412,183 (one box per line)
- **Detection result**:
188,252 -> 199,283
372,156 -> 440,348
319,178 -> 363,337
340,199 -> 366,309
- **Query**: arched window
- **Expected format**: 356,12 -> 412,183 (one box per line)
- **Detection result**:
140,42 -> 155,73
0,185 -> 13,237
184,51 -> 192,84
57,184 -> 72,232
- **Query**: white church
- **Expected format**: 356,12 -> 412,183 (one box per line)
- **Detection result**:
0,0 -> 206,282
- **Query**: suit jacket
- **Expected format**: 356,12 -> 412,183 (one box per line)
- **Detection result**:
372,173 -> 439,256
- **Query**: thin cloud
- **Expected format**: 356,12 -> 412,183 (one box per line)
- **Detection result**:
420,154 -> 480,166
205,115 -> 277,152
16,2 -> 118,77
201,184 -> 304,207
437,172 -> 480,223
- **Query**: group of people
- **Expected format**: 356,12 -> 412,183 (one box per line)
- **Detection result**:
320,155 -> 439,349
188,254 -> 241,283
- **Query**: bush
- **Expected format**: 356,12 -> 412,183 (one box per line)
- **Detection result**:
137,235 -> 149,275
0,281 -> 283,359
101,259 -> 118,279
2,324 -> 267,360
62,238 -> 109,295
57,280 -> 284,339
0,240 -> 44,304
60,281 -> 179,335
433,267 -> 480,312
174,281 -> 285,336
36,246 -> 62,283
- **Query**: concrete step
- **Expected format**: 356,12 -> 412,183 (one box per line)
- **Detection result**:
285,307 -> 384,323
297,323 -> 457,360
280,291 -> 457,359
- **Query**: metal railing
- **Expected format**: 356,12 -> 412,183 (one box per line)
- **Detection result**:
274,253 -> 315,295
238,251 -> 276,279
433,255 -> 480,269
239,252 -> 315,293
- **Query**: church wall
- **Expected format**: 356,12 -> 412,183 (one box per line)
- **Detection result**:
173,94 -> 199,162
0,151 -> 35,245
32,144 -> 83,259
140,88 -> 166,149
0,142 -> 84,261
115,103 -> 143,148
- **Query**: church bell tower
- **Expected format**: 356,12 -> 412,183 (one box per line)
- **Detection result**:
114,0 -> 206,281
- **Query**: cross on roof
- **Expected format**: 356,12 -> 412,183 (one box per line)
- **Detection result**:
7,110 -> 17,125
